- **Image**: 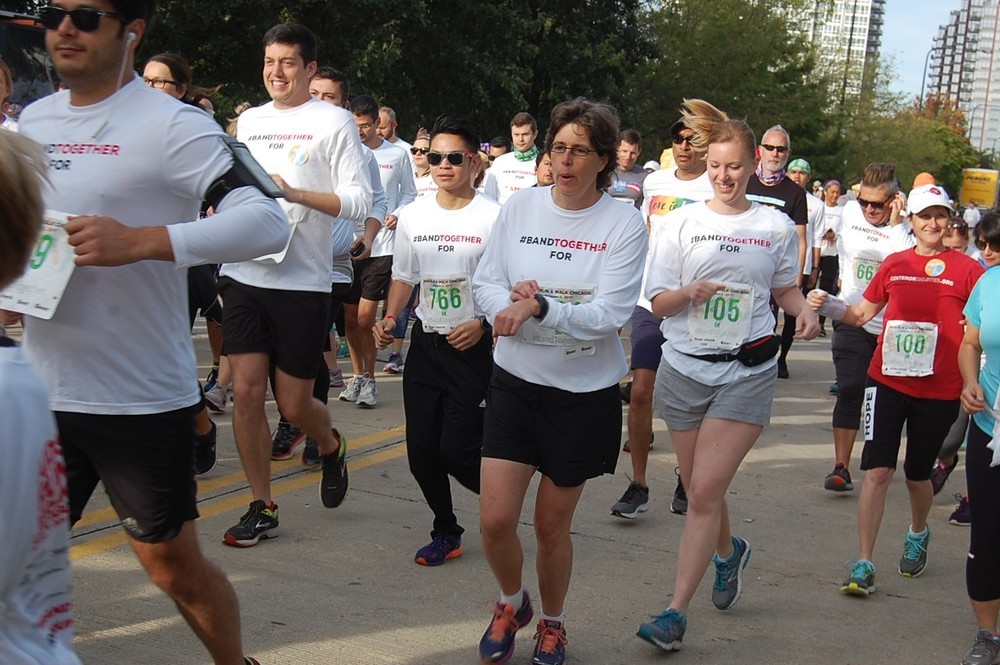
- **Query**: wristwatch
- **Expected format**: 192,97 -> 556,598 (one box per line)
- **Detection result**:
533,293 -> 549,320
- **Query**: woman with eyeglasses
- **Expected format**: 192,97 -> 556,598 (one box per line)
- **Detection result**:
472,98 -> 646,665
956,209 -> 1000,665
636,99 -> 818,653
810,184 -> 984,599
142,53 -> 219,114
410,130 -> 437,199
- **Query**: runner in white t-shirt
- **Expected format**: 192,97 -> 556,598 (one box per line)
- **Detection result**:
637,99 -> 819,654
373,115 -> 499,568
610,115 -> 712,522
483,111 -> 539,203
473,98 -> 646,665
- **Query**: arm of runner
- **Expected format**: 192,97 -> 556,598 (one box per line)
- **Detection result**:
959,323 -> 986,414
373,279 -> 416,349
649,281 -> 724,319
445,318 -> 486,351
808,289 -> 883,328
772,284 -> 819,340
350,217 -> 381,262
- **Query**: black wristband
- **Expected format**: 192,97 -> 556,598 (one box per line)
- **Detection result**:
479,316 -> 492,334
533,293 -> 549,320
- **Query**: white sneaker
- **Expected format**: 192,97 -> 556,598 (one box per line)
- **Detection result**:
205,385 -> 227,413
356,376 -> 377,408
339,376 -> 362,402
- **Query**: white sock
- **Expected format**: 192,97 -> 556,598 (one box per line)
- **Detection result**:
909,526 -> 928,538
540,611 -> 564,625
500,588 -> 525,608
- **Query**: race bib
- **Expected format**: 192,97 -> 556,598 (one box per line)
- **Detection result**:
687,282 -> 754,350
420,273 -> 473,333
0,210 -> 77,320
852,257 -> 881,288
524,283 -> 596,358
881,320 -> 937,377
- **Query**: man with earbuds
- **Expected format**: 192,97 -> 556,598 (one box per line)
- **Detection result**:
10,1 -> 287,663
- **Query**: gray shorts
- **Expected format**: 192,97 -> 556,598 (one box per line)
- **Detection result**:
654,360 -> 778,431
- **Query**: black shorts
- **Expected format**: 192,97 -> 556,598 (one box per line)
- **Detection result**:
187,264 -> 222,327
350,255 -> 393,303
629,305 -> 664,372
218,277 -> 330,380
330,282 -> 350,337
830,323 -> 879,429
58,405 -> 199,543
860,378 -> 960,480
482,366 -> 621,487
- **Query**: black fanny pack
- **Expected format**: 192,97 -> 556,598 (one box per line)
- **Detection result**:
680,334 -> 780,368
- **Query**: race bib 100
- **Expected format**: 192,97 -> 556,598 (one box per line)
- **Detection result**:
881,320 -> 937,377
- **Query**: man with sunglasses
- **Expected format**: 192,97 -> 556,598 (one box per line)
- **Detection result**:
13,2 -> 290,663
484,112 -> 539,204
744,126 -> 808,379
819,163 -> 908,494
607,118 -> 713,522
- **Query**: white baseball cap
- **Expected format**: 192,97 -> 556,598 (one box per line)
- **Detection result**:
643,160 -> 660,172
907,184 -> 953,215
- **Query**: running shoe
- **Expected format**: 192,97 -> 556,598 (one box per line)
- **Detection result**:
829,383 -> 839,394
962,629 -> 1000,665
611,481 -> 649,519
622,432 -> 653,454
194,421 -> 217,475
204,384 -> 227,414
205,365 -> 219,392
712,536 -> 751,610
531,620 -> 567,665
777,359 -> 790,379
357,375 -> 377,408
818,327 -> 827,337
950,494 -> 971,526
841,559 -> 876,596
336,338 -> 350,359
328,367 -> 345,388
671,468 -> 688,515
637,608 -> 687,652
320,429 -> 349,508
245,658 -> 261,665
301,438 -> 320,466
339,375 -> 362,402
899,527 -> 930,577
931,455 -> 959,496
478,593 -> 534,664
223,500 -> 278,547
270,422 -> 305,460
824,463 -> 854,492
383,351 -> 404,374
414,533 -> 463,566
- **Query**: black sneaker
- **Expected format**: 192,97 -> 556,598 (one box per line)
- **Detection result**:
271,422 -> 305,461
950,494 -> 971,526
223,500 -> 278,548
194,421 -> 217,475
777,359 -> 790,379
931,455 -> 959,496
320,429 -> 349,508
824,463 -> 854,492
301,438 -> 320,467
611,481 -> 649,519
671,468 -> 688,515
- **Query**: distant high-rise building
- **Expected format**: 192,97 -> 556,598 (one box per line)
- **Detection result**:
928,0 -> 1000,152
794,0 -> 886,105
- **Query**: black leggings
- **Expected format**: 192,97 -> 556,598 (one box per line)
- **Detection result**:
966,420 -> 1000,601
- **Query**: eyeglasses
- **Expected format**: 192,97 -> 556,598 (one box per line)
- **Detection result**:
356,120 -> 375,132
672,134 -> 695,146
550,144 -> 598,158
975,237 -> 1000,252
38,6 -> 125,32
760,144 -> 789,154
857,196 -> 891,211
410,147 -> 429,156
143,77 -> 177,89
427,151 -> 474,167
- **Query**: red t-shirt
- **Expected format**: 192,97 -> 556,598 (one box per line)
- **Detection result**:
863,248 -> 984,399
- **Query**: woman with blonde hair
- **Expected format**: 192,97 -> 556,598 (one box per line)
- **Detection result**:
637,99 -> 819,652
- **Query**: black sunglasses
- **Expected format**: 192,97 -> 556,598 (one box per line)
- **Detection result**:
38,6 -> 126,32
857,196 -> 891,211
672,135 -> 694,146
975,237 -> 1000,252
427,151 -> 474,167
410,147 -> 429,156
760,143 -> 789,154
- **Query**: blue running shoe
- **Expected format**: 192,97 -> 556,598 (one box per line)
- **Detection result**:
899,528 -> 930,578
637,608 -> 687,652
479,593 -> 534,664
841,559 -> 876,596
712,536 -> 751,610
531,619 -> 567,665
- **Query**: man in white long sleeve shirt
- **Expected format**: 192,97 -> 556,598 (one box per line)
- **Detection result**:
10,2 -> 288,662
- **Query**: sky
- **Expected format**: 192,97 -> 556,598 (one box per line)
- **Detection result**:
880,0 -> 961,101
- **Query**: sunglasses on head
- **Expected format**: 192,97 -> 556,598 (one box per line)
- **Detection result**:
672,135 -> 694,146
857,196 -> 891,211
760,143 -> 789,154
947,219 -> 968,230
975,237 -> 1000,252
410,147 -> 429,156
427,151 -> 474,167
38,6 -> 126,32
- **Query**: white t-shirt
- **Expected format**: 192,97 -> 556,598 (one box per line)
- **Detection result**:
414,173 -> 438,199
0,344 -> 81,665
483,151 -> 537,204
645,201 -> 799,385
393,193 -> 500,330
227,98 -> 372,292
333,147 -> 387,285
819,204 -> 843,257
473,187 -> 647,392
636,168 -> 714,311
370,139 -> 418,257
836,201 -> 909,335
1,113 -> 17,132
804,191 -> 824,274
18,78 -> 288,414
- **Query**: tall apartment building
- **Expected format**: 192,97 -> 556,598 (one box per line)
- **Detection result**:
795,0 -> 886,105
928,0 -> 1000,152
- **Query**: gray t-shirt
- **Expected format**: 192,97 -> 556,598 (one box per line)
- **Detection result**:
608,165 -> 648,209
